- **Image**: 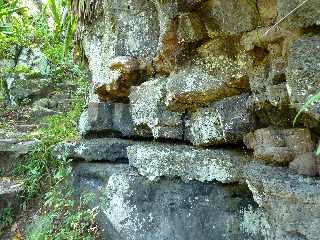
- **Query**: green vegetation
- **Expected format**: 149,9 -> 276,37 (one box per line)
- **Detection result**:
0,0 -> 99,239
0,207 -> 14,235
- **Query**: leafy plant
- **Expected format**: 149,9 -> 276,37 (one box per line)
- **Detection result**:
0,207 -> 14,235
293,92 -> 320,155
0,0 -> 26,34
26,168 -> 99,240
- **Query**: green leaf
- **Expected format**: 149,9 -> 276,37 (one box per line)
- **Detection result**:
293,91 -> 320,126
316,145 -> 320,156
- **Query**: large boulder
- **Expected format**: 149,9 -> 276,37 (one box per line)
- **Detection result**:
186,94 -> 254,146
244,127 -> 315,164
286,36 -> 320,121
243,163 -> 320,240
129,78 -> 183,139
99,168 -> 259,240
127,142 -> 252,183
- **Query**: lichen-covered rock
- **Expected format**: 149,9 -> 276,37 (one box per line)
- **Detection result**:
15,48 -> 50,76
53,138 -> 137,162
286,36 -> 320,121
100,168 -> 258,240
200,0 -> 259,36
177,12 -> 207,45
129,78 -> 183,139
186,94 -> 254,146
289,152 -> 320,177
244,128 -> 315,164
82,0 -> 160,102
165,56 -> 250,111
127,142 -> 251,183
244,163 -> 320,240
6,75 -> 51,106
79,101 -> 135,138
276,0 -> 320,30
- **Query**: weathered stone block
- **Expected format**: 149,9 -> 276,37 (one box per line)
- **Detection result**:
129,78 -> 183,139
165,58 -> 250,112
286,36 -> 320,121
186,94 -> 254,146
82,0 -> 160,102
0,139 -> 40,175
244,128 -> 315,164
79,101 -> 135,138
244,163 -> 320,240
53,138 -> 137,162
201,0 -> 259,36
128,142 -> 252,183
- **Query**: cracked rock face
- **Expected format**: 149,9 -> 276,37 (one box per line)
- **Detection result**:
127,142 -> 252,183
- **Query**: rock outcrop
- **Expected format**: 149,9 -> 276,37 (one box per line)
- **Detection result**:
66,0 -> 320,239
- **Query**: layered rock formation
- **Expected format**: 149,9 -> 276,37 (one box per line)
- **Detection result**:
61,0 -> 320,239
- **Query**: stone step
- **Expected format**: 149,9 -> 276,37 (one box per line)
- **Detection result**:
243,163 -> 320,240
127,142 -> 252,183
